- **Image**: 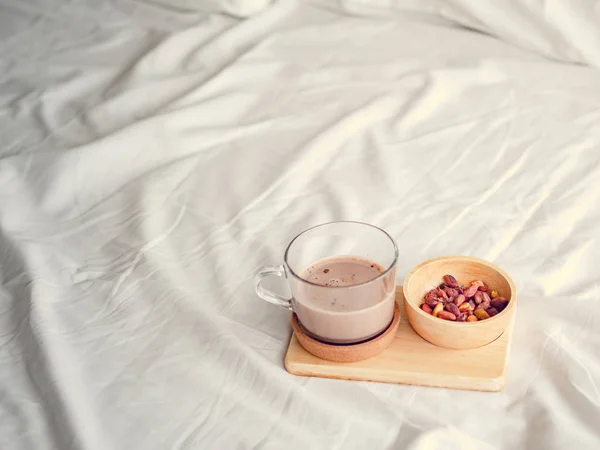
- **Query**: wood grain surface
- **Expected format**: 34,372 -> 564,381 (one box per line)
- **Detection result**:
285,286 -> 513,392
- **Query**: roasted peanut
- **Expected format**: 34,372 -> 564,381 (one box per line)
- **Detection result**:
421,304 -> 433,314
479,299 -> 491,311
491,297 -> 508,311
474,291 -> 484,304
458,302 -> 472,312
466,315 -> 478,322
426,289 -> 438,298
432,303 -> 444,317
443,274 -> 459,288
454,294 -> 466,306
446,302 -> 460,316
425,297 -> 440,307
463,285 -> 479,298
487,307 -> 499,317
457,313 -> 467,322
474,308 -> 490,320
471,280 -> 489,291
444,287 -> 459,299
425,293 -> 438,304
437,311 -> 456,321
482,291 -> 491,304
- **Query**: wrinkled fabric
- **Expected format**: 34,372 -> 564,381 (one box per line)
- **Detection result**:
337,0 -> 600,68
1,1 -> 600,449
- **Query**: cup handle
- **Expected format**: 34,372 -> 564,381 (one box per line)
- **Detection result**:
255,265 -> 292,310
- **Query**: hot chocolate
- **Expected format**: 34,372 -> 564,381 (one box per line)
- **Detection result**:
294,256 -> 396,344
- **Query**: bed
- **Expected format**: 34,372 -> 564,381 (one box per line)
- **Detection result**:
1,0 -> 600,448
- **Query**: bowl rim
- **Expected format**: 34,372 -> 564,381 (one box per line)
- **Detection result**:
403,255 -> 517,327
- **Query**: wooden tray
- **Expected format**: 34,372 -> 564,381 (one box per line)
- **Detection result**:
284,286 -> 514,392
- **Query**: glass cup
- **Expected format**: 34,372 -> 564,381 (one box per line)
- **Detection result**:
255,221 -> 398,344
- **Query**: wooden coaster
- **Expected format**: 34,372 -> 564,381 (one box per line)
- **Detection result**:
285,286 -> 514,392
291,301 -> 401,363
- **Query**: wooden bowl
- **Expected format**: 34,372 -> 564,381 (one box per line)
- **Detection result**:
403,256 -> 516,350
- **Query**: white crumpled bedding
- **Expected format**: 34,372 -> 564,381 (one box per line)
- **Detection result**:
2,1 -> 600,449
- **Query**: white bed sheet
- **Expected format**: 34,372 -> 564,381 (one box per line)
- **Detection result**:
1,1 -> 600,449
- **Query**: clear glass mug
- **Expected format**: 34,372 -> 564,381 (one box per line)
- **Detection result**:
255,221 -> 398,344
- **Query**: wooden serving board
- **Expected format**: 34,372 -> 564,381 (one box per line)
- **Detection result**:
284,286 -> 513,392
